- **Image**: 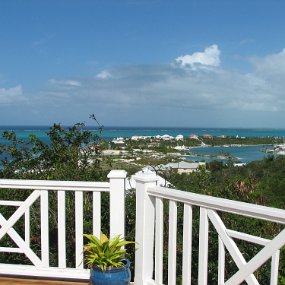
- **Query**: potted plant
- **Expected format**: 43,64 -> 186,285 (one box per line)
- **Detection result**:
84,232 -> 133,285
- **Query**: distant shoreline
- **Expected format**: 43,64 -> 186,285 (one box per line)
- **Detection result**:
2,126 -> 284,142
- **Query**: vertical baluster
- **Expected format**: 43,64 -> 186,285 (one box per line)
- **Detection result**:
198,208 -> 209,285
155,197 -> 164,284
75,191 -> 84,269
93,192 -> 101,238
270,250 -> 280,285
168,200 -> 177,285
58,190 -> 66,268
40,190 -> 49,267
182,204 -> 192,285
218,236 -> 225,284
25,208 -> 30,247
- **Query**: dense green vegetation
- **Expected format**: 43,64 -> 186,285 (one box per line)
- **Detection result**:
201,136 -> 283,147
0,123 -> 105,180
169,156 -> 285,208
0,123 -> 284,283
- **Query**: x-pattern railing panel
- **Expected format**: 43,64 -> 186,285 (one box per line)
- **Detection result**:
206,209 -> 285,285
0,190 -> 42,267
207,209 -> 259,285
0,171 -> 127,280
140,185 -> 285,285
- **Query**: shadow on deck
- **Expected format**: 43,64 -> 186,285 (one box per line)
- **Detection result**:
0,277 -> 89,285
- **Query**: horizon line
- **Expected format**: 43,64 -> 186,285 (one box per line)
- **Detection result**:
0,125 -> 285,130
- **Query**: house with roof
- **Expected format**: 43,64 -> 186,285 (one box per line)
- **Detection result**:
111,137 -> 127,148
163,161 -> 203,174
175,134 -> 184,141
203,134 -> 213,139
161,134 -> 174,141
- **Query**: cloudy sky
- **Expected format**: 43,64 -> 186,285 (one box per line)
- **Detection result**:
1,0 -> 285,128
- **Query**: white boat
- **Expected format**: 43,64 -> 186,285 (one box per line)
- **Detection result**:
270,143 -> 285,156
276,150 -> 285,156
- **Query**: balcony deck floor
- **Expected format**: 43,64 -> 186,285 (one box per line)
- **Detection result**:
0,277 -> 89,285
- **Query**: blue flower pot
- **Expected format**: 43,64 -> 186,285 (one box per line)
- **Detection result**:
90,259 -> 131,285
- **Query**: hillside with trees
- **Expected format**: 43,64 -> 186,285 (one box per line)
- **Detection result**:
0,124 -> 284,283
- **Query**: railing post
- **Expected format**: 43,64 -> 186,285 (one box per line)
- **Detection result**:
108,170 -> 127,239
134,173 -> 158,285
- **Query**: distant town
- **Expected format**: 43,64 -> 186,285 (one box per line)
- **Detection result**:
98,133 -> 285,182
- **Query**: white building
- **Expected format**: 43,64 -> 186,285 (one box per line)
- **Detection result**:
175,134 -> 184,141
163,161 -> 202,173
161,134 -> 174,141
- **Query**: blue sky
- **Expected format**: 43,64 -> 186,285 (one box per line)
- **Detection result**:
1,0 -> 285,127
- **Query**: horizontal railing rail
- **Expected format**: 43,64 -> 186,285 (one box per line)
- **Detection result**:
0,170 -> 127,280
148,186 -> 285,224
0,179 -> 110,192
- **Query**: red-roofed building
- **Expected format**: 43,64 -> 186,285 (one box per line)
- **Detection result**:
203,134 -> 213,139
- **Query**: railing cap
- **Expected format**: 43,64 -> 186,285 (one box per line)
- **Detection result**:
107,170 -> 127,179
133,172 -> 159,183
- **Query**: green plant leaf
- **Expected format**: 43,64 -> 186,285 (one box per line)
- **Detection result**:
83,232 -> 134,271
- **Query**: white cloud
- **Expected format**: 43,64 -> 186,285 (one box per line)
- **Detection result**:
239,39 -> 255,46
0,85 -> 24,104
96,70 -> 112,79
32,35 -> 54,47
250,48 -> 285,83
49,79 -> 82,87
175,44 -> 221,69
37,48 -> 285,115
13,46 -> 285,127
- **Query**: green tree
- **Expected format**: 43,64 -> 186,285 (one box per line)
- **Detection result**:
0,122 -> 105,180
0,120 -> 110,267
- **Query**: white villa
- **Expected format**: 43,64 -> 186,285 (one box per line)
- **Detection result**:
163,161 -> 204,173
175,134 -> 184,141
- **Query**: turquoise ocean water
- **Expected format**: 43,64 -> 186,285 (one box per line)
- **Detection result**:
184,145 -> 271,164
0,126 -> 285,164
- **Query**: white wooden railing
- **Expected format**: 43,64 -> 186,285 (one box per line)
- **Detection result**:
0,170 -> 127,279
1,170 -> 285,284
134,172 -> 285,285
